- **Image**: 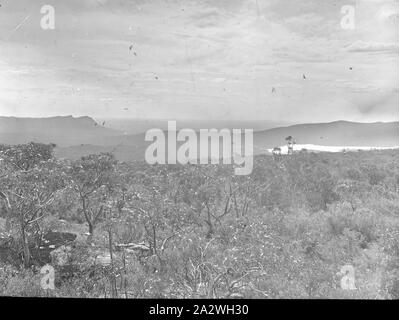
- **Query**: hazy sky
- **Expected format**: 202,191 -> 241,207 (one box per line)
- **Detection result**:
0,0 -> 399,122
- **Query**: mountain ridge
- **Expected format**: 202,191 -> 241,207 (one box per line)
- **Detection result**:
254,120 -> 399,148
0,115 -> 122,146
1,116 -> 399,160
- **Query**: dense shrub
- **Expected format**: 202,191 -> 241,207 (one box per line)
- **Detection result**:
1,145 -> 399,298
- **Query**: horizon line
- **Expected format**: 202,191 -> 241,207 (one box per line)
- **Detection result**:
1,114 -> 399,125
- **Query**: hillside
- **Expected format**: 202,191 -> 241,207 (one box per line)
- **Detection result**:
0,116 -> 121,147
254,121 -> 399,149
2,117 -> 399,160
2,142 -> 399,299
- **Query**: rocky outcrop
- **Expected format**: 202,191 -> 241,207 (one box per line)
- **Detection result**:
0,231 -> 78,267
50,245 -> 73,266
35,231 -> 77,265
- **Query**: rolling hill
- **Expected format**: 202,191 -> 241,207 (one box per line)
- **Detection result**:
254,121 -> 399,150
0,116 -> 121,147
1,117 -> 399,161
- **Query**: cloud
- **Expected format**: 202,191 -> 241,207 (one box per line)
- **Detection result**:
347,40 -> 399,52
0,0 -> 399,122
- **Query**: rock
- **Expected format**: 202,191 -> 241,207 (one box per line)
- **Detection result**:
95,253 -> 112,266
115,242 -> 150,252
50,245 -> 72,266
35,231 -> 77,265
41,231 -> 77,247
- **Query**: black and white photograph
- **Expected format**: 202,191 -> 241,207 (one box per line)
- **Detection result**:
1,0 -> 399,305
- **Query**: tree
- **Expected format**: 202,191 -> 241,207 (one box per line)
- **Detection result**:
177,165 -> 243,239
0,142 -> 56,171
68,153 -> 117,243
0,143 -> 65,267
124,164 -> 193,266
272,147 -> 281,156
285,136 -> 295,155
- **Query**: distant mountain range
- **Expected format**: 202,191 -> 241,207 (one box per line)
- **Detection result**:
0,116 -> 120,146
1,116 -> 398,161
253,120 -> 399,151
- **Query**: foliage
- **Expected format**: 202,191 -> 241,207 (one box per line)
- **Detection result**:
1,144 -> 399,298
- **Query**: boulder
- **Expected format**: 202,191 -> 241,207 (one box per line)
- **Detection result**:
36,231 -> 77,265
50,245 -> 72,266
95,253 -> 112,267
41,231 -> 77,247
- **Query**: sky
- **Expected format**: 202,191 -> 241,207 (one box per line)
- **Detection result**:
0,0 -> 398,123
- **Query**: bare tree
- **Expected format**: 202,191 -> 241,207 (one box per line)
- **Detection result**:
69,153 -> 117,243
